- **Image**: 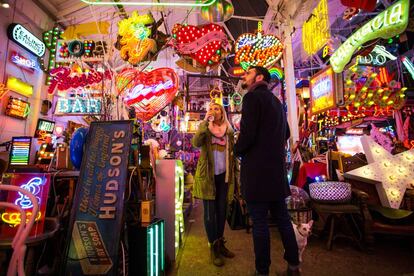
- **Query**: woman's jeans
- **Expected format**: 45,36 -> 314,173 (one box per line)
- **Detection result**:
247,200 -> 299,274
203,172 -> 228,243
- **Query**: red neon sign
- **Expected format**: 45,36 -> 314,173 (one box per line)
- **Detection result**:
116,68 -> 179,121
0,173 -> 51,238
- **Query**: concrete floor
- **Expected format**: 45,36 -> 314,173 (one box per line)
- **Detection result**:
171,200 -> 414,276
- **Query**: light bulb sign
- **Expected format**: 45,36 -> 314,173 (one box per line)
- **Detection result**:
330,0 -> 409,73
116,68 -> 179,121
345,135 -> 414,209
235,28 -> 283,70
56,39 -> 108,62
10,51 -> 38,71
55,97 -> 102,116
7,24 -> 46,57
0,173 -> 51,239
310,67 -> 342,115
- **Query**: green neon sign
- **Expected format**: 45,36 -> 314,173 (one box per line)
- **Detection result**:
330,0 -> 409,73
80,0 -> 216,7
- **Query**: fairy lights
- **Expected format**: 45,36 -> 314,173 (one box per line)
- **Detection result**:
302,0 -> 330,55
235,25 -> 283,70
170,23 -> 229,69
117,12 -> 156,65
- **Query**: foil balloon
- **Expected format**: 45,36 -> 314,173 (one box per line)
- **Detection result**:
201,0 -> 234,23
70,127 -> 88,169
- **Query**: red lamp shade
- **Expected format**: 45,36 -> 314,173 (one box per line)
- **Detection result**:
341,0 -> 376,11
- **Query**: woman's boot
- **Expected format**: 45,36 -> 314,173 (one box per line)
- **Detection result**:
218,237 -> 235,258
210,240 -> 224,266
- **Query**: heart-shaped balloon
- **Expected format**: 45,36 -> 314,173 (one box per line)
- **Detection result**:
170,23 -> 229,68
235,31 -> 283,69
116,68 -> 179,121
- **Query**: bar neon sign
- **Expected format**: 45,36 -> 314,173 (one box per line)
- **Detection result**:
330,0 -> 409,73
55,98 -> 102,115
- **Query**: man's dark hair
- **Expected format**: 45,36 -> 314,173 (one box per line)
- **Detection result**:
249,66 -> 271,83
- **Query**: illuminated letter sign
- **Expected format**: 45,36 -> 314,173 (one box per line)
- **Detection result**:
7,24 -> 46,57
10,51 -> 37,71
310,67 -> 341,114
235,26 -> 283,70
116,68 -> 179,121
5,96 -> 31,120
302,0 -> 331,55
330,0 -> 409,73
55,98 -> 102,115
34,119 -> 55,138
357,45 -> 397,66
64,121 -> 132,275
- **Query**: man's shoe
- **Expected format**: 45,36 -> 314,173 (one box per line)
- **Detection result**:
286,266 -> 301,276
218,237 -> 235,258
210,240 -> 224,267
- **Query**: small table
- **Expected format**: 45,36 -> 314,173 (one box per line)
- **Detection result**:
311,201 -> 363,250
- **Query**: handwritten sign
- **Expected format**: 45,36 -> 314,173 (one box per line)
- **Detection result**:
64,121 -> 132,275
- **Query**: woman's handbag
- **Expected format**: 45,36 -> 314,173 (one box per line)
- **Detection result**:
227,195 -> 248,230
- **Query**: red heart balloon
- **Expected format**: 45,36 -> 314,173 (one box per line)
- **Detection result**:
171,23 -> 229,67
116,68 -> 179,121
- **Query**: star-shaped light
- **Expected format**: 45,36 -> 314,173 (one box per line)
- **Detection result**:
345,135 -> 414,209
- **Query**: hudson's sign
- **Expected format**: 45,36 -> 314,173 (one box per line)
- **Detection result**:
7,24 -> 45,57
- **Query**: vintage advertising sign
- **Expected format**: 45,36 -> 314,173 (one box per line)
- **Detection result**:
7,24 -> 45,57
64,121 -> 132,275
330,0 -> 409,73
310,67 -> 341,115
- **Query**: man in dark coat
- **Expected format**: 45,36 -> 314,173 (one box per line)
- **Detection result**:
234,66 -> 300,276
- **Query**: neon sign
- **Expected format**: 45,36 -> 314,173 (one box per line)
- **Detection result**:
401,56 -> 414,79
6,76 -> 34,97
0,173 -> 51,238
55,98 -> 102,115
7,24 -> 45,57
5,96 -> 31,120
357,45 -> 397,66
10,51 -> 37,71
235,22 -> 283,70
330,0 -> 409,73
34,119 -> 55,138
302,0 -> 330,55
9,137 -> 32,166
310,67 -> 340,114
116,68 -> 179,121
118,12 -> 156,65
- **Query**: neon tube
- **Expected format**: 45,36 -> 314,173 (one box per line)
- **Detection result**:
80,0 -> 216,7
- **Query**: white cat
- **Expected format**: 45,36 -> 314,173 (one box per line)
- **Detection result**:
292,220 -> 313,263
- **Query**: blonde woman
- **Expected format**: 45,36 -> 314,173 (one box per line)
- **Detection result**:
192,103 -> 236,267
